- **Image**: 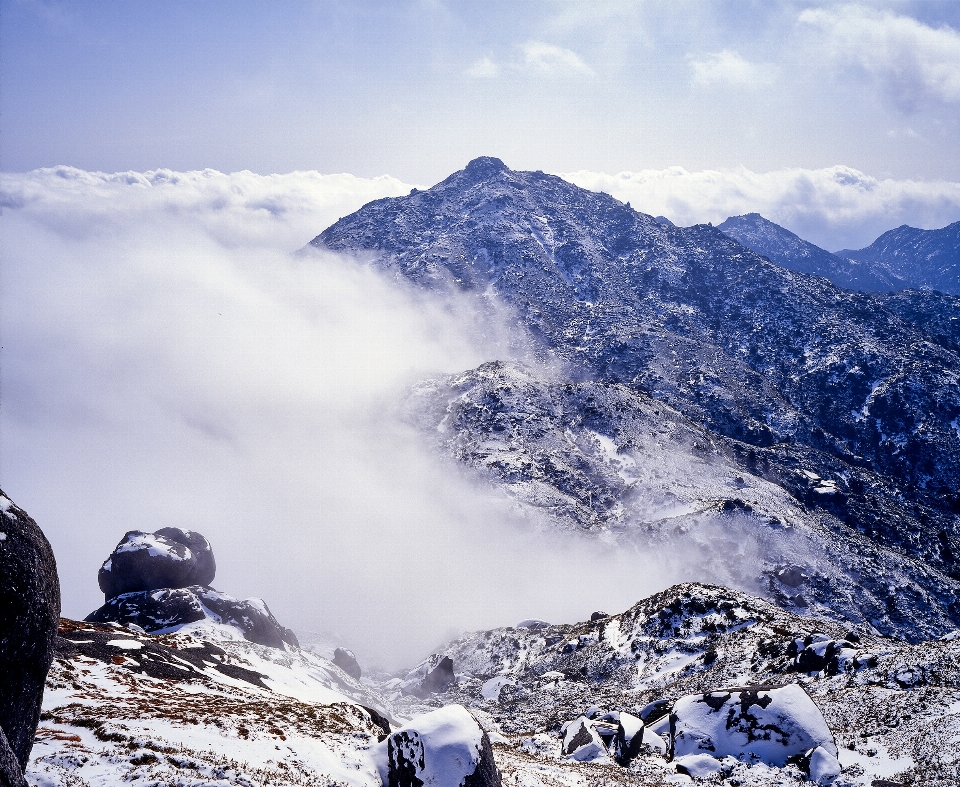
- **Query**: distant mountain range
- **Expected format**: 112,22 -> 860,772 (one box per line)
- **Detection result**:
718,212 -> 960,296
307,157 -> 960,642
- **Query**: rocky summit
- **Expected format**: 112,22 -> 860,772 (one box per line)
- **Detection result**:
310,157 -> 960,640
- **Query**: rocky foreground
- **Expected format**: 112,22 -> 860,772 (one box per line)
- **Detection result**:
26,581 -> 960,787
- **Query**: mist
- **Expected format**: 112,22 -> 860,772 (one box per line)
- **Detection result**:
0,167 -> 696,670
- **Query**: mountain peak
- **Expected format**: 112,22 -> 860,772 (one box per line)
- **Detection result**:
462,156 -> 510,180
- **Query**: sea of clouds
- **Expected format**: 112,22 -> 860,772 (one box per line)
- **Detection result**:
2,163 -> 959,668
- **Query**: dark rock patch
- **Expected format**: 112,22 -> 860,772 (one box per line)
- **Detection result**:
0,490 -> 60,782
333,647 -> 362,680
85,586 -> 299,649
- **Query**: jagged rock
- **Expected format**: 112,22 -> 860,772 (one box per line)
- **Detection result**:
0,490 -> 60,785
98,530 -> 215,600
590,611 -> 609,621
333,647 -> 361,680
559,716 -> 607,762
372,705 -> 502,787
85,585 -> 299,649
400,654 -> 455,697
669,683 -> 840,779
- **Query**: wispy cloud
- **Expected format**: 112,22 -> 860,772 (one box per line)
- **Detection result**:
520,40 -> 594,76
465,55 -> 499,79
800,4 -> 960,107
689,49 -> 777,87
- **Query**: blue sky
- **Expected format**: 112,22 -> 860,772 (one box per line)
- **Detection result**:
3,0 -> 960,183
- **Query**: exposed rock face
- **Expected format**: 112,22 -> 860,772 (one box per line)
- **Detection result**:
333,647 -> 362,680
0,490 -> 60,786
98,530 -> 217,600
400,654 -> 456,698
85,586 -> 299,649
154,527 -> 216,587
560,716 -> 606,761
372,705 -> 502,787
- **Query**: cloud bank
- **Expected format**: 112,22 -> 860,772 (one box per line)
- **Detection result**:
561,165 -> 960,251
0,167 -> 682,669
800,4 -> 960,107
4,162 -> 958,668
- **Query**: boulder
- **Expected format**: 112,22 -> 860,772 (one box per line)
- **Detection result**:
400,654 -> 456,697
669,684 -> 840,781
611,711 -> 645,766
788,634 -> 859,676
99,530 -> 201,600
154,527 -> 216,586
372,704 -> 502,787
559,716 -> 607,762
85,585 -> 299,649
333,647 -> 362,680
0,490 -> 60,786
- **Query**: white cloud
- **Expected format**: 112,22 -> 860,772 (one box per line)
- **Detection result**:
560,165 -> 960,251
689,49 -> 777,87
0,166 -> 415,251
0,167 -> 678,669
466,55 -> 499,78
800,4 -> 960,106
520,40 -> 594,76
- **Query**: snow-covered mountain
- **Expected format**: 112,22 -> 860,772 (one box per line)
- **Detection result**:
716,214 -> 897,293
838,221 -> 960,296
307,157 -> 960,640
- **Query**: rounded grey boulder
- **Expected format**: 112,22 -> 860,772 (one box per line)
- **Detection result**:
155,527 -> 216,587
98,528 -> 217,600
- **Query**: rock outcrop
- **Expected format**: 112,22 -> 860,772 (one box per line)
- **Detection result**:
333,647 -> 362,680
0,490 -> 60,787
88,530 -> 296,649
98,529 -> 216,600
668,683 -> 840,781
400,654 -> 456,697
86,585 -> 299,648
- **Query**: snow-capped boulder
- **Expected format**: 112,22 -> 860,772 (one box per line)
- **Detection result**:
559,716 -> 607,762
333,647 -> 362,679
85,585 -> 299,648
0,490 -> 60,787
154,527 -> 216,586
372,704 -> 502,787
788,634 -> 859,676
98,529 -> 216,600
400,654 -> 456,697
669,684 -> 839,780
610,711 -> 645,766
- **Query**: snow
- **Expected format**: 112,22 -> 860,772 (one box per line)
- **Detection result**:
372,705 -> 486,787
671,684 -> 836,766
482,676 -> 516,700
105,639 -> 142,649
114,532 -> 191,560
